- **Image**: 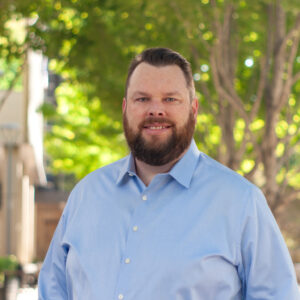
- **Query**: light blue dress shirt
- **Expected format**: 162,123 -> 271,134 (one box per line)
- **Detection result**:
38,140 -> 299,300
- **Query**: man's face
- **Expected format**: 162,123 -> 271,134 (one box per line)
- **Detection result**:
123,62 -> 198,166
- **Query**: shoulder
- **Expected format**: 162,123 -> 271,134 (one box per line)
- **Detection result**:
192,152 -> 266,211
75,156 -> 128,189
196,152 -> 254,189
64,156 -> 128,208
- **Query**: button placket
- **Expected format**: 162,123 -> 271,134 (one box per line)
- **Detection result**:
115,190 -> 150,299
124,258 -> 131,264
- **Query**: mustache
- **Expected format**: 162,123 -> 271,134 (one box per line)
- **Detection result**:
139,117 -> 175,129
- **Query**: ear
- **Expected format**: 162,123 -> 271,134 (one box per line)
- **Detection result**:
192,97 -> 199,120
122,97 -> 127,113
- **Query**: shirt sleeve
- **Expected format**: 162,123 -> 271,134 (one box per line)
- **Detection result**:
238,187 -> 300,300
38,212 -> 69,300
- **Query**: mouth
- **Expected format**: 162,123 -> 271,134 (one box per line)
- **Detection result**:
142,122 -> 173,136
143,124 -> 172,130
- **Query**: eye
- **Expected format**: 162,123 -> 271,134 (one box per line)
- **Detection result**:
136,97 -> 148,102
165,97 -> 176,102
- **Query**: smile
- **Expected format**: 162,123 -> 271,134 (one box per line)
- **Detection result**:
143,122 -> 172,129
142,123 -> 172,135
146,126 -> 170,130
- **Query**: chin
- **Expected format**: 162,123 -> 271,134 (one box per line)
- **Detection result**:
143,134 -> 170,145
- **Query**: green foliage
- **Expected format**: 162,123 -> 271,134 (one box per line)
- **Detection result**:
41,82 -> 127,178
0,255 -> 19,284
1,0 -> 300,188
0,58 -> 23,91
0,255 -> 18,273
1,0 -> 299,253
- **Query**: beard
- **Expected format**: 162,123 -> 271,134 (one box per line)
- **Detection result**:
123,110 -> 196,166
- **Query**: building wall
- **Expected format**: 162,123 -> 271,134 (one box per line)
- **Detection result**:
27,50 -> 47,184
0,147 -> 5,255
0,91 -> 24,143
0,146 -> 20,256
0,49 -> 47,263
0,146 -> 35,264
35,201 -> 65,260
17,175 -> 35,264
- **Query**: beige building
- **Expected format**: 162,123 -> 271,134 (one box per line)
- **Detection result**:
0,50 -> 47,264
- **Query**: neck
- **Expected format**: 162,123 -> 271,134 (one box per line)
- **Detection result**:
134,149 -> 187,186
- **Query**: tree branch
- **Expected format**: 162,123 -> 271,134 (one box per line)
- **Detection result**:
276,12 -> 300,60
277,134 -> 300,173
277,32 -> 300,111
170,2 -> 210,52
250,57 -> 267,121
274,187 -> 300,213
0,63 -> 24,112
271,4 -> 286,106
210,49 -> 250,123
292,71 -> 300,85
285,189 -> 300,203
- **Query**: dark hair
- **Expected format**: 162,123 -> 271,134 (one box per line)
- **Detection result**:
125,47 -> 194,99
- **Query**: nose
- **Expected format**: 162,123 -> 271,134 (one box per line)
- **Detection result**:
147,101 -> 165,117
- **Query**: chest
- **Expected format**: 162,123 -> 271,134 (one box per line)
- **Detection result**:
64,186 -> 242,299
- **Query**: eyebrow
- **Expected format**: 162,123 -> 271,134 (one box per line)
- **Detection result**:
163,91 -> 183,97
131,91 -> 151,98
130,91 -> 183,98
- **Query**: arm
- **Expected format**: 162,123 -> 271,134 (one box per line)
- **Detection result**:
38,213 -> 69,300
238,187 -> 300,299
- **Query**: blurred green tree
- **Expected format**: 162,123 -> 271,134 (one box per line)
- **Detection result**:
1,0 -> 299,219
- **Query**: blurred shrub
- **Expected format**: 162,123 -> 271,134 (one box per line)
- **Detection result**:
0,255 -> 19,285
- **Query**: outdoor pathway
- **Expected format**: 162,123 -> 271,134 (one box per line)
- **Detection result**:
6,279 -> 37,300
17,287 -> 38,300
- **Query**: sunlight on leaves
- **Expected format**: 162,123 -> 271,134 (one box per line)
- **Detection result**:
250,119 -> 265,131
241,159 -> 255,173
275,120 -> 288,138
275,143 -> 285,157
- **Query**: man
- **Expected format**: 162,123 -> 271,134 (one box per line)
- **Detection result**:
38,48 -> 299,299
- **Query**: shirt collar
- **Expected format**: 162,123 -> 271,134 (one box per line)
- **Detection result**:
116,139 -> 200,188
168,139 -> 200,188
116,153 -> 136,185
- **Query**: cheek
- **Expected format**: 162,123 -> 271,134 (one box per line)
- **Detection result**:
125,110 -> 143,129
173,109 -> 190,124
127,106 -> 145,121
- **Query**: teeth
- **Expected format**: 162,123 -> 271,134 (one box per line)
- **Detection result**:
149,126 -> 165,129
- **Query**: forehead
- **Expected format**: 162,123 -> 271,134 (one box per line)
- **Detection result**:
127,63 -> 188,96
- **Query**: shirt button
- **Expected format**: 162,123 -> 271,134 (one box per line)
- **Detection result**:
142,195 -> 147,201
133,225 -> 138,232
125,258 -> 131,264
128,173 -> 133,176
118,294 -> 124,300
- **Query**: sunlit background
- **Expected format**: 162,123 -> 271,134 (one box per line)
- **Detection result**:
0,0 -> 299,298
